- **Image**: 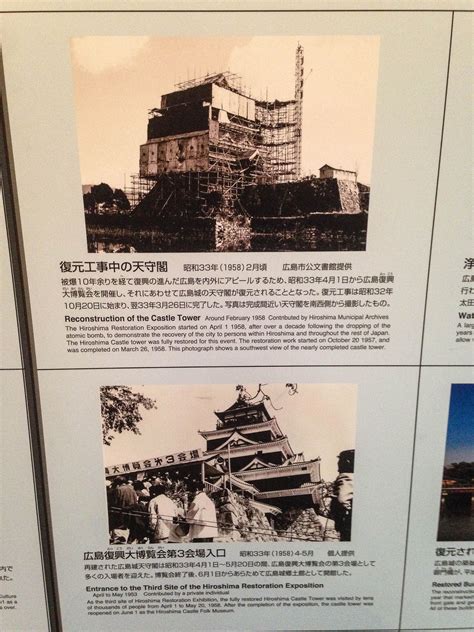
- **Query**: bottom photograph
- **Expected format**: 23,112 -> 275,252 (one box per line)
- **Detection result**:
102,383 -> 356,545
437,383 -> 474,542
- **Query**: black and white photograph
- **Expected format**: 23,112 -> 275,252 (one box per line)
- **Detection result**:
72,36 -> 379,253
102,383 -> 356,544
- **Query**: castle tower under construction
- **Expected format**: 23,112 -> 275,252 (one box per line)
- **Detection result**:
136,46 -> 304,213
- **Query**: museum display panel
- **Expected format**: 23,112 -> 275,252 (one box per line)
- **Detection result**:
0,3 -> 472,631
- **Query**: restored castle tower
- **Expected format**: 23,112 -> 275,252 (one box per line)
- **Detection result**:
199,388 -> 321,509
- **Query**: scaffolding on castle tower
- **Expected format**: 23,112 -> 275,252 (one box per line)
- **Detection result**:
294,43 -> 304,180
124,174 -> 156,209
133,44 -> 305,213
175,70 -> 245,94
255,99 -> 298,183
252,44 -> 304,183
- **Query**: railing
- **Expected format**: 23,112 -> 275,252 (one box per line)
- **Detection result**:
257,486 -> 316,499
204,480 -> 221,494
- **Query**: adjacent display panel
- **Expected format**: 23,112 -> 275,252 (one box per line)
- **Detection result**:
401,369 -> 473,630
0,192 -> 50,631
421,13 -> 473,366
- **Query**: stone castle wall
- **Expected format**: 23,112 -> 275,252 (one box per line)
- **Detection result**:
213,491 -> 340,543
337,179 -> 361,214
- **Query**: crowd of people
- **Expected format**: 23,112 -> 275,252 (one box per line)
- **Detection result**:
106,472 -> 219,544
106,450 -> 354,545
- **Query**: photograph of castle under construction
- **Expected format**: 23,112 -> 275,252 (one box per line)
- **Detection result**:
102,383 -> 356,544
72,36 -> 379,253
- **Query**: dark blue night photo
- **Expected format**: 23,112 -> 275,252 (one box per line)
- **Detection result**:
437,384 -> 474,542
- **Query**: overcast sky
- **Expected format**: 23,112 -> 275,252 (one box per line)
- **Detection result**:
71,35 -> 379,190
102,383 -> 357,482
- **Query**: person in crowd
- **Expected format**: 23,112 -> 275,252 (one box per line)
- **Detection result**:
186,480 -> 219,542
115,476 -> 138,506
163,471 -> 172,487
128,489 -> 151,544
110,476 -> 138,544
106,480 -> 116,539
133,480 -> 150,499
148,484 -> 180,543
330,449 -> 354,542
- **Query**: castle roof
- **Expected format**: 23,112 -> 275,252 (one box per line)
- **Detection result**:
238,456 -> 280,472
282,452 -> 306,465
205,436 -> 295,461
215,397 -> 272,423
237,458 -> 320,483
320,163 -> 356,174
198,416 -> 284,441
211,430 -> 259,451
